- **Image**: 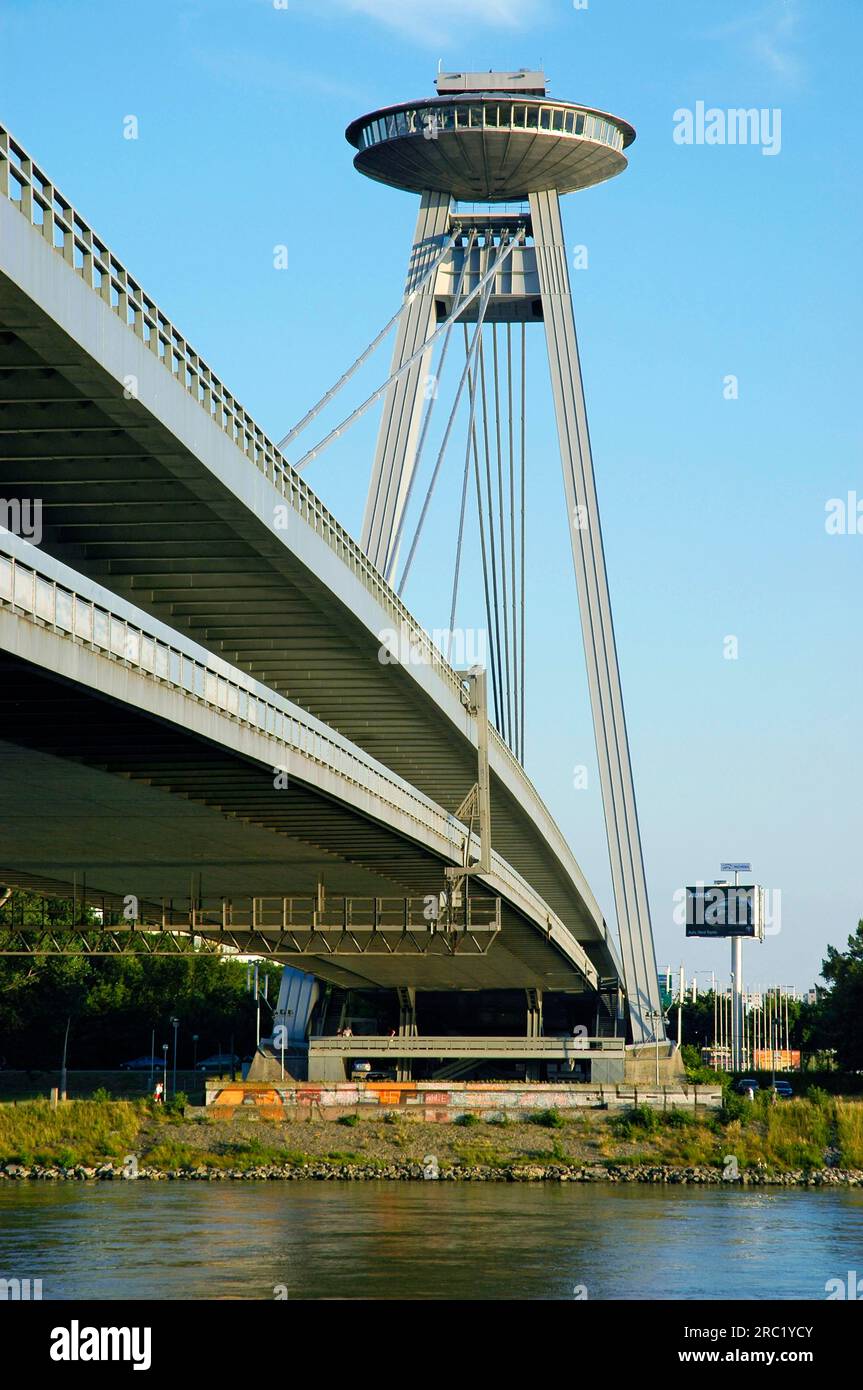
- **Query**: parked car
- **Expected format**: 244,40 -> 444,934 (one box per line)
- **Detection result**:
120,1055 -> 158,1071
771,1080 -> 794,1099
196,1052 -> 241,1074
735,1077 -> 759,1098
366,1070 -> 397,1082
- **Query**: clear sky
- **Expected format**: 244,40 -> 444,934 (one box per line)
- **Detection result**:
1,0 -> 861,997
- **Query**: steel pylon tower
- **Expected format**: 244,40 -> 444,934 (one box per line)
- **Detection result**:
345,70 -> 664,1044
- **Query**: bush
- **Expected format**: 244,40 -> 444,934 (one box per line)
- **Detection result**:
0,1099 -> 141,1167
662,1107 -> 695,1129
805,1086 -> 832,1109
454,1112 -> 480,1127
629,1104 -> 658,1131
337,1112 -> 360,1127
836,1101 -> 863,1167
680,1047 -> 713,1083
90,1087 -> 112,1104
719,1089 -> 748,1125
610,1104 -> 658,1141
530,1108 -> 565,1129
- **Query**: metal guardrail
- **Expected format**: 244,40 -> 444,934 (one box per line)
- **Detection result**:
0,546 -> 598,980
0,120 -> 567,818
0,548 -> 438,837
309,1035 -> 625,1057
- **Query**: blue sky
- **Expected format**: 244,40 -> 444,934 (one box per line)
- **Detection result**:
1,0 -> 861,997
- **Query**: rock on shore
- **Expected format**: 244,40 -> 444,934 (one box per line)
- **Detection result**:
2,1160 -> 862,1185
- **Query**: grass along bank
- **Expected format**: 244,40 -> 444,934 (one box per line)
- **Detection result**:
1,1092 -> 863,1178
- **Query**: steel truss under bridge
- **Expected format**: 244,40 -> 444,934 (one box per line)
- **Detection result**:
0,894 -> 502,958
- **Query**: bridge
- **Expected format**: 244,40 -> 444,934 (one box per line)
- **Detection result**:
0,74 -> 672,1082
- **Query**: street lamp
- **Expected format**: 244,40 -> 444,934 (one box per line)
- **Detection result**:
171,1017 -> 179,1097
646,1008 -> 663,1086
192,1034 -> 199,1070
161,1043 -> 168,1098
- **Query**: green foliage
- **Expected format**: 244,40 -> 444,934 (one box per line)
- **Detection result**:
836,1102 -> 863,1167
815,921 -> 863,1071
610,1104 -> 658,1140
0,1099 -> 142,1165
680,1043 -> 719,1085
763,1099 -> 830,1168
454,1112 -> 481,1127
529,1107 -> 565,1129
629,1104 -> 658,1131
805,1086 -> 832,1109
0,889 -> 278,1069
90,1087 -> 112,1103
719,1088 -> 749,1125
336,1112 -> 360,1127
662,1107 -> 695,1129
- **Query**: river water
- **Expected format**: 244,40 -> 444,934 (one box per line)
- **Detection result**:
1,1183 -> 861,1300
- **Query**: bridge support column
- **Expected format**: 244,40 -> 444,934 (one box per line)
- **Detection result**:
525,987 -> 543,1038
525,988 -> 543,1080
361,189 -> 452,577
396,986 -> 417,1081
529,187 -> 664,1045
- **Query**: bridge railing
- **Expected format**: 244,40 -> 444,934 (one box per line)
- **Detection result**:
0,548 -> 440,832
0,121 -> 559,819
308,1035 -> 626,1058
0,543 -> 597,984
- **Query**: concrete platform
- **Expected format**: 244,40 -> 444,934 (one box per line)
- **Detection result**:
204,1079 -> 721,1119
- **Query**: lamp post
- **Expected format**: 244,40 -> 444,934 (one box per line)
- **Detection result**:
161,1043 -> 168,1098
646,1008 -> 662,1085
192,1034 -> 199,1071
171,1017 -> 179,1098
60,1016 -> 71,1103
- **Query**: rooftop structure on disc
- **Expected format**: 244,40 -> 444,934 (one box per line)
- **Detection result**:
346,69 -> 636,202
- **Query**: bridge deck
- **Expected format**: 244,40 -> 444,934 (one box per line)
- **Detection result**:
0,122 -> 620,986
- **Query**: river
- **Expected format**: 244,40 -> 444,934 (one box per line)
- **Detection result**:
2,1183 -> 862,1300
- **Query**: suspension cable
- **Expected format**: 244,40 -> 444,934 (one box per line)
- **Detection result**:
464,324 -> 502,729
278,228 -> 459,452
397,267 -> 496,597
291,232 -> 520,473
477,330 -> 505,734
492,324 -> 513,747
519,321 -> 526,764
383,230 -> 477,585
446,317 -> 484,664
500,319 -> 514,761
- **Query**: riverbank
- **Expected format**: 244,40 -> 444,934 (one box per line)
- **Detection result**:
1,1093 -> 862,1182
2,1159 -> 863,1184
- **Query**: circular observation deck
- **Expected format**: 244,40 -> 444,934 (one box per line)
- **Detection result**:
345,96 -> 635,202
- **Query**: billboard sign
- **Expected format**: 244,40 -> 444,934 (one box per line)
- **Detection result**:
685,884 -> 764,940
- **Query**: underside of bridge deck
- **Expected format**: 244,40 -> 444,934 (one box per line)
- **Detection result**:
0,188 -> 619,993
0,646 -> 605,995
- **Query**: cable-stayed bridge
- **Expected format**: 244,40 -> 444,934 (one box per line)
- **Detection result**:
0,71 -> 671,1078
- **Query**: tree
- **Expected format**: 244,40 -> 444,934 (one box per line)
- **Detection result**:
0,889 -> 282,1068
815,919 -> 863,1071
